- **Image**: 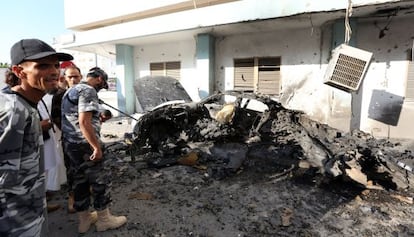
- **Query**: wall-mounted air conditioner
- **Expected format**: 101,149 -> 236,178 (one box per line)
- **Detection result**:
324,44 -> 373,92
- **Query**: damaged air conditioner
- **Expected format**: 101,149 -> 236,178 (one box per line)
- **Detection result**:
324,44 -> 373,92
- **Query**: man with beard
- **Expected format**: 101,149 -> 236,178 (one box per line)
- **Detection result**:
50,62 -> 82,214
61,67 -> 127,234
0,38 -> 73,237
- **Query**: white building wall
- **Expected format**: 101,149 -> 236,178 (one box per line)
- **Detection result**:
64,0 -> 393,30
215,27 -> 340,126
213,16 -> 414,137
63,0 -> 395,48
357,16 -> 414,138
133,39 -> 200,101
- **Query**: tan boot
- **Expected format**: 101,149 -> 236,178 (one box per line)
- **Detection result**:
67,192 -> 76,214
95,208 -> 127,232
78,211 -> 98,233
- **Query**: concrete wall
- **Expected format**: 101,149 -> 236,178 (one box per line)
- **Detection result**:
213,17 -> 414,138
358,16 -> 414,138
214,26 -> 351,130
134,39 -> 200,101
215,16 -> 413,138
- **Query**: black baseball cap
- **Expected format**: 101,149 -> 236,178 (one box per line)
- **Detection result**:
11,38 -> 73,65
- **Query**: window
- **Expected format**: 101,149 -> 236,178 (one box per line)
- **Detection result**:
234,57 -> 281,96
150,61 -> 181,80
234,58 -> 254,92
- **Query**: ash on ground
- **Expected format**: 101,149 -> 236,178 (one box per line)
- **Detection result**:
48,92 -> 414,237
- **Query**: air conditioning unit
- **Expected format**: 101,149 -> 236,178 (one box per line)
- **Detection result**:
324,44 -> 373,92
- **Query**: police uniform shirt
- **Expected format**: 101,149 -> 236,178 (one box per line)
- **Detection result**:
61,82 -> 102,144
0,87 -> 45,236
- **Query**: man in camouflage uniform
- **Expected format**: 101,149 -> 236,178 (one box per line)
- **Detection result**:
0,39 -> 73,237
61,67 -> 127,234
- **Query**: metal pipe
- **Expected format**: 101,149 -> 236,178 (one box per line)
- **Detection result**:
98,99 -> 140,121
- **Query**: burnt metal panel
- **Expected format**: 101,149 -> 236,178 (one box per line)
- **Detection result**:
368,89 -> 404,126
134,76 -> 192,112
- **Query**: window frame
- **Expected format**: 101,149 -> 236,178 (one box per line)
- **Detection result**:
233,56 -> 281,96
150,61 -> 181,80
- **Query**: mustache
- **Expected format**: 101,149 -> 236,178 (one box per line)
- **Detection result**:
46,87 -> 59,95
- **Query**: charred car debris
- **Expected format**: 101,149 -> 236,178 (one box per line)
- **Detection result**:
106,76 -> 414,192
59,76 -> 414,236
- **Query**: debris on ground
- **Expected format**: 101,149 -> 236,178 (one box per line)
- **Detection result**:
47,91 -> 414,236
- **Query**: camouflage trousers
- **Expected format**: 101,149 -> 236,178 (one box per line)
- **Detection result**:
62,147 -> 74,193
62,142 -> 112,212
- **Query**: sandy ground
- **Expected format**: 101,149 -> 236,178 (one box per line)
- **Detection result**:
46,117 -> 133,236
46,116 -> 414,237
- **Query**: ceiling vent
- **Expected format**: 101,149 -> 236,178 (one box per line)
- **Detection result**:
324,44 -> 373,92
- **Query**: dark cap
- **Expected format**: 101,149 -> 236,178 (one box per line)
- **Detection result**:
11,38 -> 73,65
87,67 -> 108,89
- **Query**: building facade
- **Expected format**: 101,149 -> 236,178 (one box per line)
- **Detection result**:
56,0 -> 414,139
0,68 -> 7,89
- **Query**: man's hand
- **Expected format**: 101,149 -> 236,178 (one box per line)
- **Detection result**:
40,119 -> 52,131
79,111 -> 103,161
89,147 -> 103,161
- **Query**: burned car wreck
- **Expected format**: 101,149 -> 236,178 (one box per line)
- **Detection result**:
130,88 -> 414,191
61,76 -> 414,236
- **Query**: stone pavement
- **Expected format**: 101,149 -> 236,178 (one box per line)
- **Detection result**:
100,116 -> 135,143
